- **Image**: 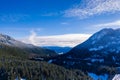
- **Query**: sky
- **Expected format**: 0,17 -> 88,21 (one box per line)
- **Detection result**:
0,0 -> 120,47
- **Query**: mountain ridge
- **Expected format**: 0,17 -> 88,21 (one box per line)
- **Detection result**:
0,33 -> 57,57
69,28 -> 120,56
51,28 -> 120,75
0,33 -> 36,48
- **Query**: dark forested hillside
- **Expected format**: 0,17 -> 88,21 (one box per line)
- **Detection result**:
0,53 -> 92,80
0,40 -> 91,80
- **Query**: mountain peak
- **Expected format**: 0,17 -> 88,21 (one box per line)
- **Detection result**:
100,28 -> 113,31
0,33 -> 15,41
0,33 -> 57,56
98,28 -> 120,33
69,28 -> 120,56
89,28 -> 120,42
99,28 -> 120,33
0,33 -> 34,48
115,28 -> 120,31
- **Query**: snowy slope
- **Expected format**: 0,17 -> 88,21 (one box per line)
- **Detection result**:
112,74 -> 120,80
0,34 -> 34,48
66,28 -> 120,61
88,73 -> 108,80
0,34 -> 57,56
74,28 -> 120,54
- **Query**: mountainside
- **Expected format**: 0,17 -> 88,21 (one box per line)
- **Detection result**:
61,28 -> 120,61
0,34 -> 57,57
66,28 -> 120,64
0,34 -> 34,48
70,28 -> 120,56
43,46 -> 72,54
52,28 -> 120,75
0,56 -> 92,80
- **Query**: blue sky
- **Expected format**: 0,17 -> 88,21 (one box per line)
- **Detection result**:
1,0 -> 120,47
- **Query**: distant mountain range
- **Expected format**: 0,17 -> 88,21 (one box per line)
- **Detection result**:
42,46 -> 72,54
0,34 -> 57,57
52,28 -> 120,75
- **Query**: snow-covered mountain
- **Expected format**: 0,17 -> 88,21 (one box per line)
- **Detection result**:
65,28 -> 120,61
71,28 -> 120,55
0,34 -> 57,56
52,28 -> 120,75
0,34 -> 34,48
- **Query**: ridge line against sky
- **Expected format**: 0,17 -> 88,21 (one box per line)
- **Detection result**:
93,20 -> 120,28
0,0 -> 120,47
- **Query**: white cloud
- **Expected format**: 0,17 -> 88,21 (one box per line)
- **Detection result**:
93,20 -> 120,29
64,0 -> 120,18
29,30 -> 37,45
22,31 -> 91,47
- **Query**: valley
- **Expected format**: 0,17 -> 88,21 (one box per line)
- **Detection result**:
0,34 -> 91,80
32,28 -> 120,80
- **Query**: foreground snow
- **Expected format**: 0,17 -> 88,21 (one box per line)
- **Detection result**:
112,74 -> 120,80
88,73 -> 108,80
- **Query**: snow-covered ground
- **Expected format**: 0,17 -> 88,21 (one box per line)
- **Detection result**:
48,59 -> 53,63
15,77 -> 26,80
88,73 -> 108,80
112,74 -> 120,80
